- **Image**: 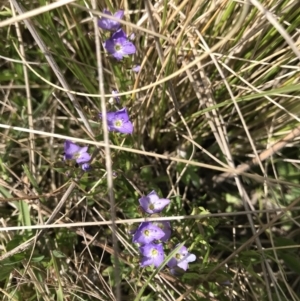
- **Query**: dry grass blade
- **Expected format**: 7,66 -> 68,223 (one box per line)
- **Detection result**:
1,0 -> 300,300
10,0 -> 94,136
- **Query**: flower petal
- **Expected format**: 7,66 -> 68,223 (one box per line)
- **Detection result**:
147,190 -> 160,201
104,29 -> 135,60
76,152 -> 91,164
139,191 -> 170,214
167,258 -> 177,268
99,108 -> 133,134
153,221 -> 171,242
104,38 -> 117,55
140,255 -> 154,267
177,260 -> 189,271
112,28 -> 127,39
132,222 -> 165,245
117,120 -> 133,134
64,140 -> 81,159
140,243 -> 164,268
114,10 -> 124,19
152,198 -> 170,212
167,245 -> 196,272
112,50 -> 125,60
79,146 -> 89,154
139,196 -> 150,211
115,108 -> 129,122
81,163 -> 90,171
184,253 -> 196,263
106,111 -> 118,123
98,9 -> 123,31
112,89 -> 120,103
120,40 -> 136,55
132,65 -> 141,73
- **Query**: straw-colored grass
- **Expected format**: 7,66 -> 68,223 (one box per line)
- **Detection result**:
0,0 -> 300,300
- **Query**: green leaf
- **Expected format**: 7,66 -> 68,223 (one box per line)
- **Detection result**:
6,235 -> 25,251
0,264 -> 15,281
281,253 -> 300,274
102,266 -> 115,287
31,255 -> 45,262
19,199 -> 32,230
52,250 -> 66,258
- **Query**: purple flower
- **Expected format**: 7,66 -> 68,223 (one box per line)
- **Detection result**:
111,89 -> 120,103
129,32 -> 135,40
132,65 -> 141,73
104,29 -> 136,60
99,107 -> 133,134
132,222 -> 165,245
81,163 -> 90,171
167,245 -> 196,272
64,140 -> 91,164
98,9 -> 124,31
139,243 -> 164,268
139,190 -> 170,214
153,221 -> 171,242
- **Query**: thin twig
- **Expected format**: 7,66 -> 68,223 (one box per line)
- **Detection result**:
90,1 -> 121,299
214,124 -> 300,184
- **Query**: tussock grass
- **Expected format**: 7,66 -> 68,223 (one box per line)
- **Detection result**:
0,0 -> 300,300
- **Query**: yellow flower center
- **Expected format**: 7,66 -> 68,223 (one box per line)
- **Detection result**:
73,152 -> 80,159
115,44 -> 122,51
151,248 -> 158,256
114,119 -> 123,127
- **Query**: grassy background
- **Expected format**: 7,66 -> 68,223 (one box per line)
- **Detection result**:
0,0 -> 300,300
